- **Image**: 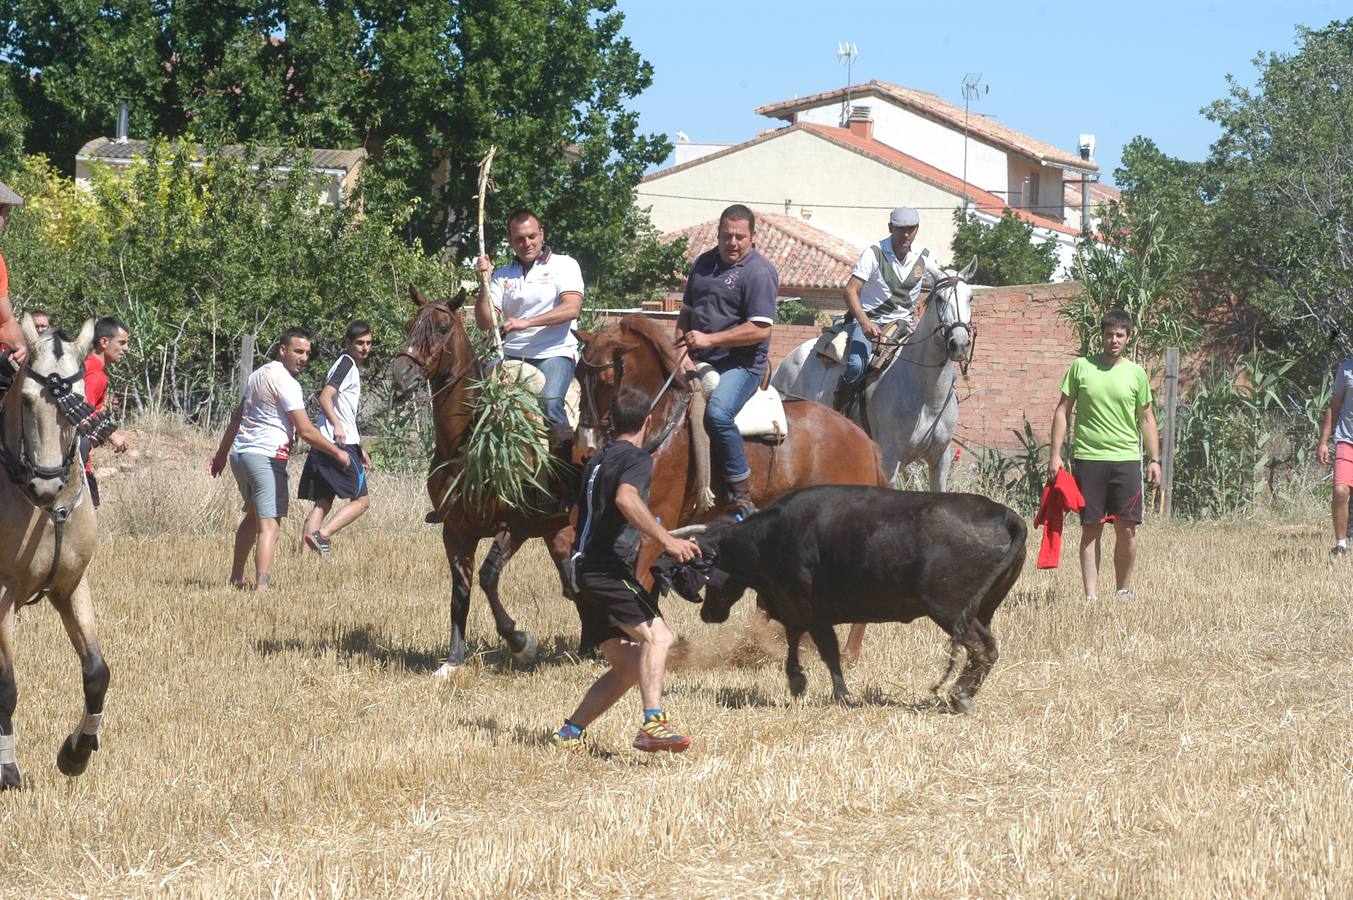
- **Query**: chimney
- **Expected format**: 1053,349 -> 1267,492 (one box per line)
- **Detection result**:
115,97 -> 129,143
847,105 -> 873,141
1078,133 -> 1096,233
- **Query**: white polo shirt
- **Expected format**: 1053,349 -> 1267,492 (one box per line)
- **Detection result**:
488,248 -> 585,360
851,239 -> 946,325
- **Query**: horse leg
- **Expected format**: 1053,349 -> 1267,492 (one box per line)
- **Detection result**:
927,440 -> 953,492
478,530 -> 538,664
808,623 -> 856,708
52,578 -> 110,777
783,626 -> 807,698
0,588 -> 19,790
438,526 -> 474,675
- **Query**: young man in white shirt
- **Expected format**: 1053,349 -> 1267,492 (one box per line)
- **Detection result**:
835,206 -> 947,411
209,327 -> 350,590
299,321 -> 374,557
473,208 -> 584,449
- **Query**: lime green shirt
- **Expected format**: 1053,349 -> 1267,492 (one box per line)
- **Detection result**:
1060,356 -> 1152,461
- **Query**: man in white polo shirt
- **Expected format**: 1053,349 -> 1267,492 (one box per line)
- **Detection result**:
209,327 -> 351,590
473,208 -> 584,449
834,206 -> 947,412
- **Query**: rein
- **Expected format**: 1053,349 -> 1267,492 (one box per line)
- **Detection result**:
577,341 -> 690,456
871,276 -> 978,376
397,303 -> 481,402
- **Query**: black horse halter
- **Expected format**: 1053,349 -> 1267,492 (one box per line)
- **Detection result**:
0,348 -> 114,505
913,276 -> 978,376
575,344 -> 689,454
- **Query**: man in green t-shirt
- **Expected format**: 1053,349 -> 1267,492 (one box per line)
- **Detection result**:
1047,308 -> 1162,601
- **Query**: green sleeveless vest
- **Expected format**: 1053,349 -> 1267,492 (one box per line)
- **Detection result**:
866,245 -> 929,320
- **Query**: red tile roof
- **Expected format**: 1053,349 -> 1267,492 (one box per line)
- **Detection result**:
662,212 -> 861,291
1062,174 -> 1121,213
755,80 -> 1097,173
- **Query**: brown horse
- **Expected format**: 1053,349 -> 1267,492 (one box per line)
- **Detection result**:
575,315 -> 887,590
390,287 -> 575,674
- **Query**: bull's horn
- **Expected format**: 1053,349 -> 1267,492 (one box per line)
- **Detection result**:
669,525 -> 708,538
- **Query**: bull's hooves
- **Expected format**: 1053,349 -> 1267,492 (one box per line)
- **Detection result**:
0,763 -> 21,791
787,673 -> 808,697
55,737 -> 92,777
835,694 -> 860,709
511,633 -> 540,664
948,695 -> 974,715
433,662 -> 464,680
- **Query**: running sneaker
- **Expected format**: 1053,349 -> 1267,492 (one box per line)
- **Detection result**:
1115,588 -> 1135,600
1083,595 -> 1100,602
305,531 -> 332,557
550,728 -> 587,750
1331,544 -> 1349,562
633,713 -> 692,753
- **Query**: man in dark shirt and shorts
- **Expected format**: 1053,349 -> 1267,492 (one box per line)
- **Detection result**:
676,204 -> 778,516
554,386 -> 701,752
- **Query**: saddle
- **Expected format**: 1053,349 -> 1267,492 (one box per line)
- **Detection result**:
497,359 -> 582,431
686,364 -> 788,511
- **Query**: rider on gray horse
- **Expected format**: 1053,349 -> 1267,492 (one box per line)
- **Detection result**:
0,180 -> 26,399
835,206 -> 947,412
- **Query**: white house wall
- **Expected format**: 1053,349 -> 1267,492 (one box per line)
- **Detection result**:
791,100 -> 1008,197
638,128 -> 968,264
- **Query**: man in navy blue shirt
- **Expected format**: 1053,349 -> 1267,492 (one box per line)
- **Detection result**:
676,204 -> 779,516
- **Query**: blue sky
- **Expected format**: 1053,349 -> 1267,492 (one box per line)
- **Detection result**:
614,1 -> 1345,185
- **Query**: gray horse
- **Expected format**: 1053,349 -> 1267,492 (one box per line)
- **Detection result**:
0,315 -> 110,790
772,260 -> 976,490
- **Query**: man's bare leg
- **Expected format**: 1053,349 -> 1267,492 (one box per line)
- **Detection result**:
621,618 -> 675,710
230,512 -> 258,586
317,494 -> 370,541
1113,521 -> 1138,592
1333,484 -> 1350,542
1079,523 -> 1103,598
565,637 -> 641,727
300,498 -> 333,553
254,517 -> 281,590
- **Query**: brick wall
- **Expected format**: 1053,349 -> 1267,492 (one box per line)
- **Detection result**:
594,281 -> 1081,451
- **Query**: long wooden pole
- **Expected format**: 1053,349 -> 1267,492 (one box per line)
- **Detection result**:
1160,346 -> 1179,519
476,145 -> 502,356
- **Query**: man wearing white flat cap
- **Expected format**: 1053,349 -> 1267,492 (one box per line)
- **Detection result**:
834,206 -> 946,411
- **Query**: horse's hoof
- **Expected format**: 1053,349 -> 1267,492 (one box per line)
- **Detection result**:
512,633 -> 539,664
56,734 -> 97,777
0,763 -> 21,791
433,662 -> 463,680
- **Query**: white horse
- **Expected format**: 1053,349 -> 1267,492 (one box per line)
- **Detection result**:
772,259 -> 976,490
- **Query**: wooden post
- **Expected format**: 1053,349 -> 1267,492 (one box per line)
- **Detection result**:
1160,347 -> 1179,519
237,334 -> 255,400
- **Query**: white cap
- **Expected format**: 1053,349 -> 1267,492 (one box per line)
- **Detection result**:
889,207 -> 919,227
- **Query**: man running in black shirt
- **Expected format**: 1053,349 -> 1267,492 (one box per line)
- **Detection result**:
554,386 -> 701,752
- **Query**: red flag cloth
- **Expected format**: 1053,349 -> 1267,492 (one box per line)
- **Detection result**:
1033,468 -> 1085,569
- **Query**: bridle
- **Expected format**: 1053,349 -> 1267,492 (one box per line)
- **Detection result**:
877,275 -> 978,375
576,342 -> 689,454
394,302 -> 481,400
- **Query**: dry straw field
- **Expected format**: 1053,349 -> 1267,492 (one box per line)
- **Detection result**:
3,420 -> 1352,897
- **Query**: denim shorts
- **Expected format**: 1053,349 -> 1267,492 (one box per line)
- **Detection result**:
231,452 -> 289,519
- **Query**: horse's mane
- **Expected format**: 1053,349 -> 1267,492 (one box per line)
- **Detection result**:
618,315 -> 688,387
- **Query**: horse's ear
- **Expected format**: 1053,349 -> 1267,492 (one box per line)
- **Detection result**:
409,284 -> 426,307
448,287 -> 468,313
20,313 -> 40,349
573,329 -> 595,346
73,317 -> 96,358
958,256 -> 978,282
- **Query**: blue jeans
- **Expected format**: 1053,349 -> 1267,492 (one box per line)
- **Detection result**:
704,362 -> 760,484
509,355 -> 575,432
843,320 -> 872,385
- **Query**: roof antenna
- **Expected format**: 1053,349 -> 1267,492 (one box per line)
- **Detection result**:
960,73 -> 987,206
836,42 -> 859,126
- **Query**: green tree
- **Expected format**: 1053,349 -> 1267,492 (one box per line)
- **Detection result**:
948,208 -> 1059,286
0,0 -> 684,303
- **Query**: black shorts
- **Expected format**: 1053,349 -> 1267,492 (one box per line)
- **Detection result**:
297,444 -> 367,501
1074,459 -> 1143,524
574,568 -> 662,649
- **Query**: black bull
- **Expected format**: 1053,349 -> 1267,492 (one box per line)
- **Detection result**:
668,485 -> 1027,711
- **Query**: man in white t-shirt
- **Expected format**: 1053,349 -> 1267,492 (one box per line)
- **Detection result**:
209,327 -> 351,590
473,208 -> 584,448
298,320 -> 374,557
834,206 -> 947,411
